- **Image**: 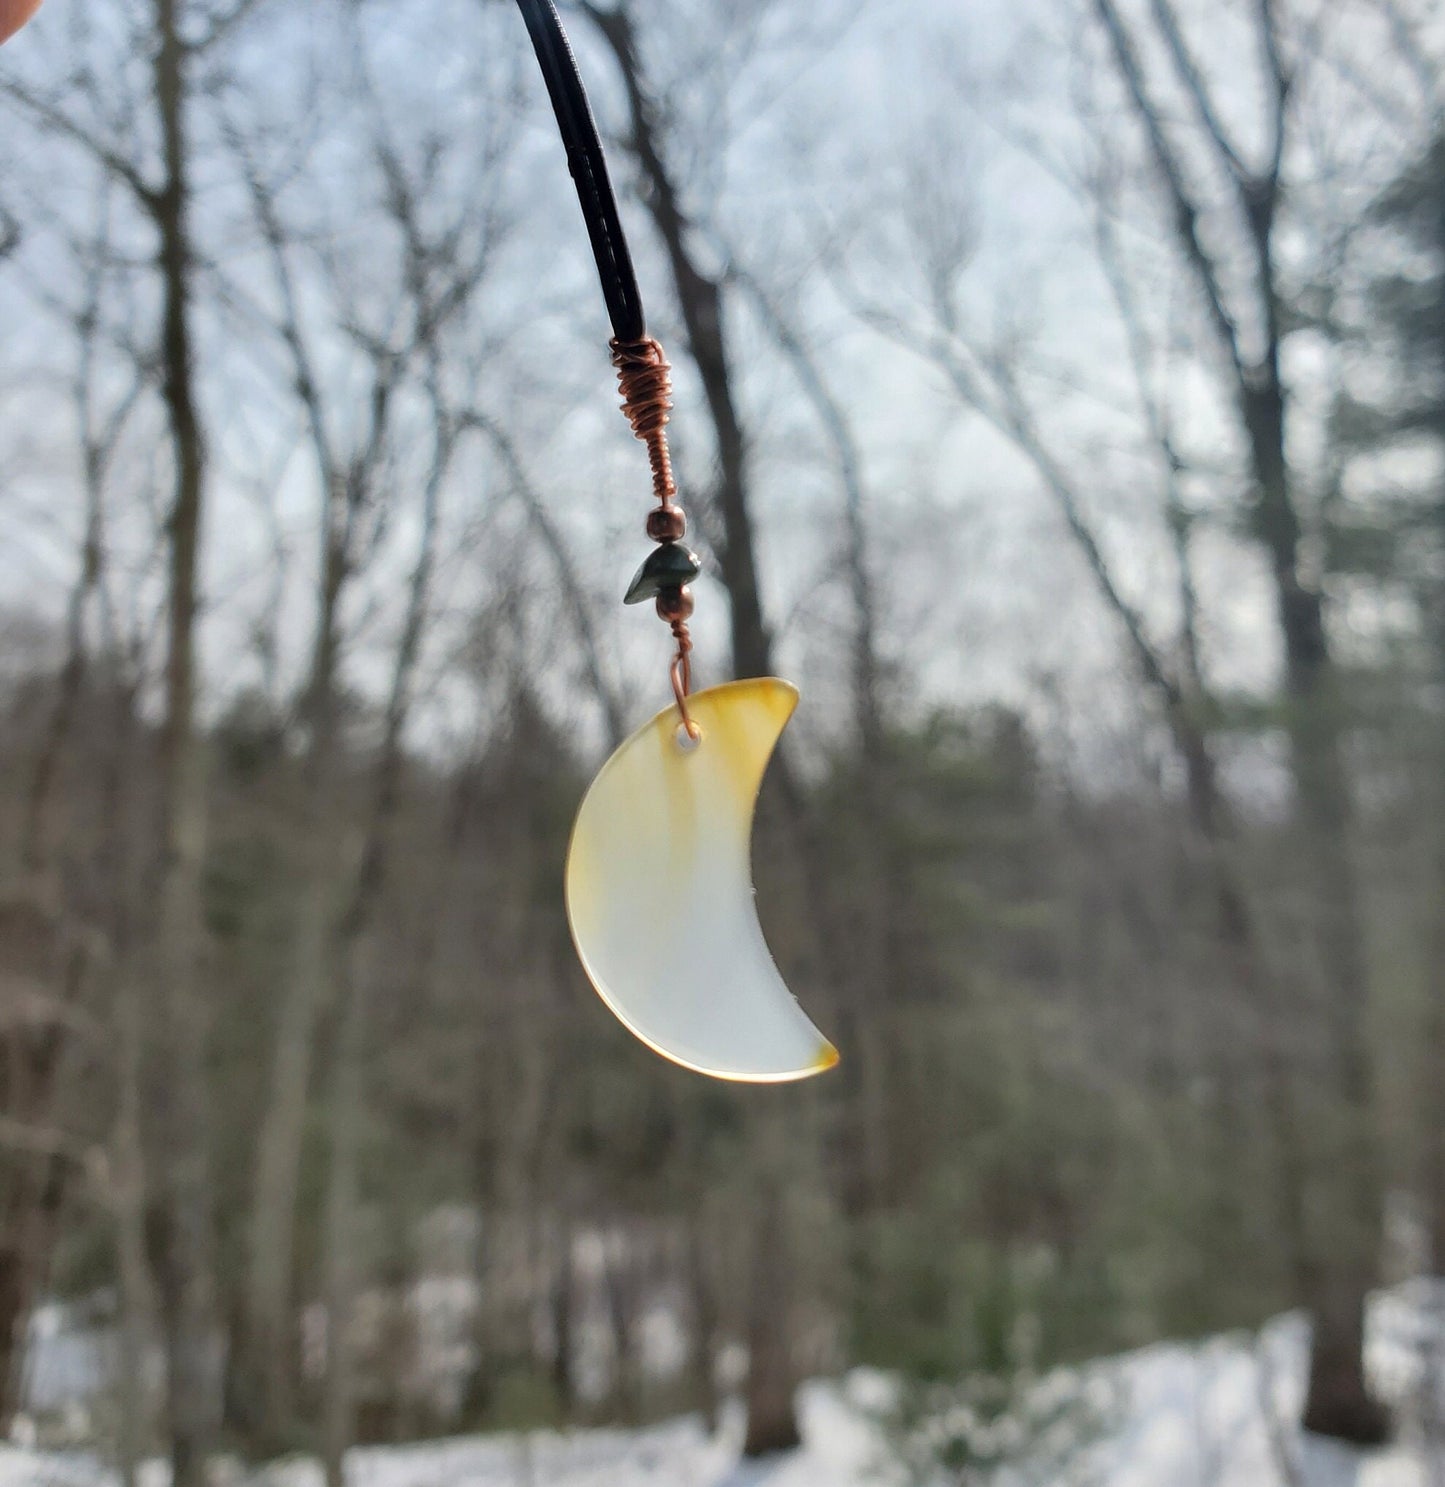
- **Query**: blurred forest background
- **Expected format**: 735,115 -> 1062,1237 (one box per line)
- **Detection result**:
1,0 -> 1444,1482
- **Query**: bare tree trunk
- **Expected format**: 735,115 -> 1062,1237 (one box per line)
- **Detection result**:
237,125 -> 365,1438
90,658 -> 153,1487
548,1213 -> 576,1415
601,1232 -> 641,1424
1289,663 -> 1383,1441
19,499 -> 100,882
114,979 -> 154,1487
321,943 -> 366,1487
145,3 -> 219,1478
321,352 -> 454,1480
742,1163 -> 800,1457
17,206 -> 129,877
0,899 -> 70,1425
0,1254 -> 18,1430
726,266 -> 895,1205
0,244 -> 134,1428
1090,0 -> 1384,1438
246,558 -> 345,1445
1423,440 -> 1445,1278
685,1207 -> 719,1436
1430,821 -> 1445,1278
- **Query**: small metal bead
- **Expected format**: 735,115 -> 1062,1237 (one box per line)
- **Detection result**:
646,505 -> 687,543
655,584 -> 695,622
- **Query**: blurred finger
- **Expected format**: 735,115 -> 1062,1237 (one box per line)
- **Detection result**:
0,0 -> 43,44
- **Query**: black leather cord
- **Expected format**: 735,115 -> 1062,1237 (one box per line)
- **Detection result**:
515,0 -> 647,344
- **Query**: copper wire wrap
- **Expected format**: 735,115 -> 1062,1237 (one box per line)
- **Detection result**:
613,335 -> 699,738
611,337 -> 677,507
670,624 -> 698,739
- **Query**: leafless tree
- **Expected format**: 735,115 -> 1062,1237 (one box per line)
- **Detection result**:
1088,0 -> 1392,1439
3,3 -> 282,1476
213,49 -> 513,1437
850,0 -> 1412,1440
0,177 -> 145,1429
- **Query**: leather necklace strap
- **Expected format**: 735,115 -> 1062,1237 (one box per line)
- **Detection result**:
515,0 -> 647,344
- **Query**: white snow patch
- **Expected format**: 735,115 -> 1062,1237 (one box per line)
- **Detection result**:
3,1291 -> 1441,1486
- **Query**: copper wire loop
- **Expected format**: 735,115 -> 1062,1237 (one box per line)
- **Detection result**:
611,337 -> 677,507
670,622 -> 699,739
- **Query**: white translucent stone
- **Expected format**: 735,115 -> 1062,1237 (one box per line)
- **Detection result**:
566,678 -> 838,1082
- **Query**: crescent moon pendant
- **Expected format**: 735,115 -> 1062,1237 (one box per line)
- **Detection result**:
565,677 -> 839,1082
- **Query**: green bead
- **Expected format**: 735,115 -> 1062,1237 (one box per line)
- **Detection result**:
623,543 -> 702,605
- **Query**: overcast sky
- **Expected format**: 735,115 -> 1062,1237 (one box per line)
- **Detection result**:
0,0 -> 1439,782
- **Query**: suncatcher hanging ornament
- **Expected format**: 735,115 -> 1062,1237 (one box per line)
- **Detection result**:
514,0 -> 838,1082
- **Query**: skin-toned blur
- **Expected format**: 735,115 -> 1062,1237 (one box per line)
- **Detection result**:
0,0 -> 42,44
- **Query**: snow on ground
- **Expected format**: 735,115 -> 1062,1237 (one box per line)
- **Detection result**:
3,1287 -> 1441,1487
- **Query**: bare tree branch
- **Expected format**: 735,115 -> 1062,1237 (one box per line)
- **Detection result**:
723,257 -> 884,753
188,0 -> 268,55
1091,0 -> 1247,387
1147,0 -> 1248,181
466,412 -> 627,747
1084,152 -> 1208,698
0,82 -> 159,212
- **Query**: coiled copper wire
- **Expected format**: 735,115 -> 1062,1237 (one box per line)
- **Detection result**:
612,335 -> 698,737
611,337 -> 677,507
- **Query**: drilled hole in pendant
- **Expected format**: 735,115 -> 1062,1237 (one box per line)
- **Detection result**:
675,722 -> 702,752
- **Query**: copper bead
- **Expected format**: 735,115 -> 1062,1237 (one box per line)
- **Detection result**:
655,585 -> 695,622
646,505 -> 687,543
